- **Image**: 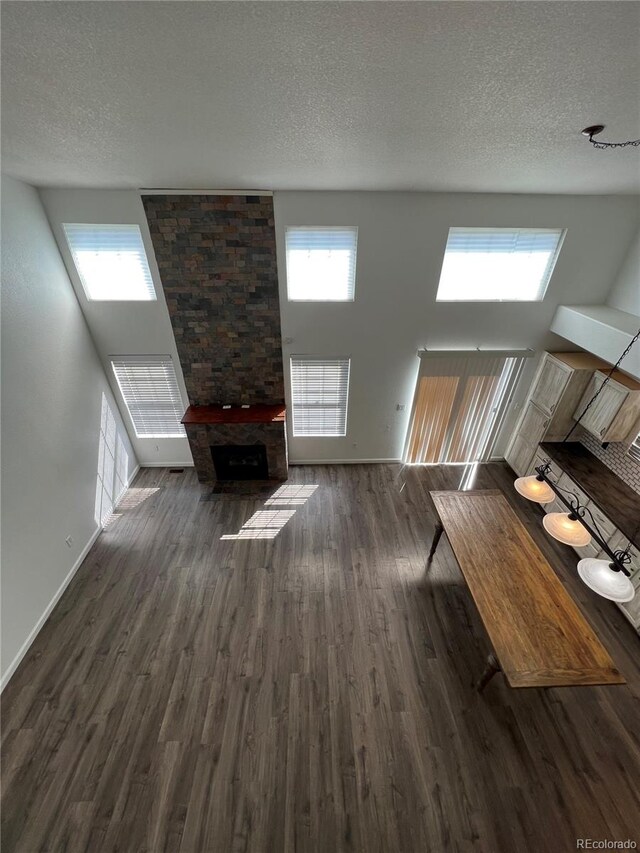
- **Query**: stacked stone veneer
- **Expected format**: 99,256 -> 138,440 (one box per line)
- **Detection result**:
188,421 -> 288,483
142,194 -> 287,482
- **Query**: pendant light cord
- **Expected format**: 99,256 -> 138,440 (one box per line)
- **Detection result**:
563,327 -> 640,442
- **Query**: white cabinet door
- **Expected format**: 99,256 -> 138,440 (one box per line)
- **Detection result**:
573,373 -> 628,441
556,472 -> 591,512
505,403 -> 550,476
528,449 -> 562,483
505,435 -> 537,477
619,577 -> 640,629
529,355 -> 572,416
518,402 -> 550,442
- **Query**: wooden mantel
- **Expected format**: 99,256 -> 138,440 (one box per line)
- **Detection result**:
181,404 -> 286,425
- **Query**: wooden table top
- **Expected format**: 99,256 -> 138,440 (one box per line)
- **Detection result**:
430,489 -> 626,689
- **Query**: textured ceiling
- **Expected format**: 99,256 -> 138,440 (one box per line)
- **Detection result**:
2,1 -> 639,193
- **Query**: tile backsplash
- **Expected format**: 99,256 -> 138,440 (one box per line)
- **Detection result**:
579,428 -> 640,495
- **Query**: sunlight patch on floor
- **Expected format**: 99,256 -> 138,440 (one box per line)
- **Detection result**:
103,487 -> 161,527
221,485 -> 318,540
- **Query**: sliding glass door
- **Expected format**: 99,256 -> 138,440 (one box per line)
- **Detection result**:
404,352 -> 526,465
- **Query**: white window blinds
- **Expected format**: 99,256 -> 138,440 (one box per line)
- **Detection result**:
436,227 -> 565,302
290,357 -> 350,436
63,223 -> 156,301
285,227 -> 358,301
630,433 -> 640,463
111,357 -> 186,438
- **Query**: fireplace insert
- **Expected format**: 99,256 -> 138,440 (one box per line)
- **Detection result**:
210,444 -> 269,481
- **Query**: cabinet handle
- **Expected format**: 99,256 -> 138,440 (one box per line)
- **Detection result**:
549,403 -> 556,413
600,427 -> 606,437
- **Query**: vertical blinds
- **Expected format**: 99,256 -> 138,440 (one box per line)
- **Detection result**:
63,223 -> 156,301
437,227 -> 565,302
290,357 -> 350,436
285,227 -> 358,301
630,433 -> 640,463
405,353 -> 524,464
111,357 -> 186,438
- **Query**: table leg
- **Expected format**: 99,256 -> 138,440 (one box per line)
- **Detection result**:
476,652 -> 501,693
426,519 -> 444,569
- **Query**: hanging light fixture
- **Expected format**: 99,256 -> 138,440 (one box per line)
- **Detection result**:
514,473 -> 555,503
581,125 -> 640,150
543,511 -> 592,547
513,328 -> 640,600
578,557 -> 635,603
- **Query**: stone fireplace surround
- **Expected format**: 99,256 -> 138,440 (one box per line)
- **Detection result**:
182,405 -> 288,483
142,194 -> 287,484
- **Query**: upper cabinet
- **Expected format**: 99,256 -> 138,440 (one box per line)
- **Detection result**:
529,355 -> 572,416
573,370 -> 640,443
506,352 -> 604,474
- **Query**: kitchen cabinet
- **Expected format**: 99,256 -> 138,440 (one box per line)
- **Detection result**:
505,352 -> 611,475
529,355 -> 572,416
573,370 -> 640,443
527,451 -> 562,484
505,402 -> 549,475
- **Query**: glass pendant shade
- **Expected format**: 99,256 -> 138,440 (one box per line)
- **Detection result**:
542,512 -> 592,547
514,475 -> 555,504
578,558 -> 635,603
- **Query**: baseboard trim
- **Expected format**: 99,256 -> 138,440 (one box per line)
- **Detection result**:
138,462 -> 195,468
1,462 -> 142,693
1,524 -> 101,692
289,458 -> 402,465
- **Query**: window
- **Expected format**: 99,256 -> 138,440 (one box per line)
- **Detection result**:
111,357 -> 186,438
630,433 -> 640,464
404,351 -> 527,464
285,227 -> 357,301
436,227 -> 565,302
290,357 -> 350,436
63,223 -> 156,301
95,393 -> 129,526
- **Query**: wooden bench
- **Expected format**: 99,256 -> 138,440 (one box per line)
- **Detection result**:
428,489 -> 625,691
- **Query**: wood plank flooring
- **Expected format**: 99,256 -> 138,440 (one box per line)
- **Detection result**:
2,463 -> 640,852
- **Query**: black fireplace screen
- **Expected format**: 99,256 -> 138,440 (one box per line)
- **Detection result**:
210,444 -> 269,481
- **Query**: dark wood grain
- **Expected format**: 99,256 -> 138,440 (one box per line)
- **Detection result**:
182,403 -> 286,424
541,441 -> 640,548
431,489 -> 625,688
2,463 -> 640,852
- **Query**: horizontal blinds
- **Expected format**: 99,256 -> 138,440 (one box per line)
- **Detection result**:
63,223 -> 155,301
290,357 -> 350,436
285,227 -> 357,301
446,228 -> 563,254
111,357 -> 186,438
437,227 -> 565,302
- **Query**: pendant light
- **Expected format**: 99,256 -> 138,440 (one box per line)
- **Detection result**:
514,474 -> 555,504
542,512 -> 592,547
513,328 -> 640,601
577,559 -> 635,603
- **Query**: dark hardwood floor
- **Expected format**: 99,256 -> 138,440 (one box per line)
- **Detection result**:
2,463 -> 639,852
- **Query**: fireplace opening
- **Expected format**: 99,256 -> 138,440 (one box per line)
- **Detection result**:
210,444 -> 269,481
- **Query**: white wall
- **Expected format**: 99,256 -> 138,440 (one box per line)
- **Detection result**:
607,227 -> 640,317
274,191 -> 639,462
1,176 -> 139,686
39,189 -> 193,467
